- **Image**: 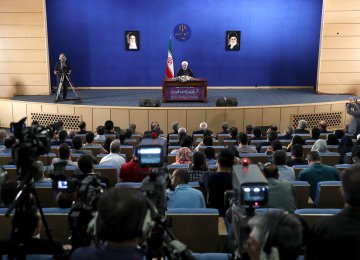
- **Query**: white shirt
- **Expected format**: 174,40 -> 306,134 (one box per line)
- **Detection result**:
99,153 -> 126,175
277,165 -> 296,181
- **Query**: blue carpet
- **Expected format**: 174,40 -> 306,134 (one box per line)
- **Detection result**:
11,89 -> 351,107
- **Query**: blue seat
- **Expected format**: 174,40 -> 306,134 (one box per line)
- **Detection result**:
335,164 -> 352,170
294,208 -> 341,228
115,182 -> 142,188
255,208 -> 285,214
314,181 -> 343,208
292,165 -> 309,180
289,181 -> 310,208
192,253 -> 231,260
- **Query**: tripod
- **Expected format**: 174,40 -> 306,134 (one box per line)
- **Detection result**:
55,72 -> 81,103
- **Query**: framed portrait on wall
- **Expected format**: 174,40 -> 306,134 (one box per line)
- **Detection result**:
226,31 -> 241,51
125,31 -> 140,51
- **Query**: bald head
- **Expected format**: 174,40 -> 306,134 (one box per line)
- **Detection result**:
110,140 -> 121,154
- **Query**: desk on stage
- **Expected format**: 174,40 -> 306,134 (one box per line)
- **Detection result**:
162,78 -> 207,102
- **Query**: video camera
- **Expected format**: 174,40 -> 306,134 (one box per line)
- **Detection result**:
228,163 -> 269,259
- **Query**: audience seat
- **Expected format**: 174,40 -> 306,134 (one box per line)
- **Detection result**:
41,208 -> 71,244
222,139 -> 237,147
34,181 -> 57,208
192,253 -> 231,259
198,146 -> 226,154
319,152 -> 341,166
314,181 -> 344,208
166,208 -> 226,253
167,164 -> 190,174
39,153 -> 57,166
120,145 -> 134,162
289,181 -> 311,209
168,146 -> 181,153
216,134 -> 230,144
75,134 -> 87,143
94,165 -> 118,187
294,208 -> 341,228
335,164 -> 352,172
292,165 -> 309,180
115,182 -> 142,192
2,165 -> 17,181
82,145 -> 105,156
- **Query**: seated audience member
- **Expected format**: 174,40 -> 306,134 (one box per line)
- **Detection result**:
318,120 -> 329,133
193,122 -> 212,136
195,135 -> 213,151
245,124 -> 254,135
51,143 -> 77,167
272,150 -> 295,181
245,212 -> 303,260
104,120 -> 116,135
0,180 -> 18,207
125,128 -> 133,139
338,136 -> 354,164
228,145 -> 241,164
200,148 -> 234,216
287,135 -> 305,152
169,121 -> 180,135
0,129 -> 8,145
94,126 -> 106,141
326,133 -> 339,145
119,153 -> 150,182
306,165 -> 360,260
177,127 -> 187,142
68,130 -> 76,140
204,147 -> 217,169
119,131 -> 132,146
217,122 -> 229,137
102,136 -> 115,154
299,151 -> 340,201
76,154 -> 110,187
262,164 -> 296,213
258,131 -> 278,153
70,189 -> 148,259
188,151 -> 208,182
71,136 -> 94,156
311,139 -> 328,153
265,140 -> 283,162
56,191 -> 74,208
228,127 -> 238,143
308,127 -> 321,141
0,136 -> 15,155
278,126 -> 294,140
334,129 -> 345,140
129,123 -> 137,134
99,140 -> 126,176
167,169 -> 206,208
286,144 -> 307,167
237,133 -> 257,153
173,147 -> 192,165
266,124 -> 279,134
294,119 -> 309,134
170,135 -> 193,155
83,132 -> 107,154
250,126 -> 262,140
76,121 -> 88,134
50,129 -> 72,147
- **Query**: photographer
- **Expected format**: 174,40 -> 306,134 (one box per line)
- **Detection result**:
54,53 -> 71,99
70,188 -> 147,259
346,96 -> 360,137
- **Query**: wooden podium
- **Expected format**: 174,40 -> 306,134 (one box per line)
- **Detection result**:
162,78 -> 207,102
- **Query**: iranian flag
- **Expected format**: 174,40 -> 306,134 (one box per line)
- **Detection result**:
166,35 -> 174,78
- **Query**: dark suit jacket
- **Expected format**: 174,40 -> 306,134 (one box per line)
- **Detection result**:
347,103 -> 360,136
177,68 -> 194,77
294,129 -> 310,134
226,43 -> 240,51
54,60 -> 71,74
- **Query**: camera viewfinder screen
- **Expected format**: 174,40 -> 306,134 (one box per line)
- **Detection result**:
138,147 -> 161,165
242,185 -> 267,202
57,181 -> 68,189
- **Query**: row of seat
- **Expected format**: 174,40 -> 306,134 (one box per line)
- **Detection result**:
0,207 -> 227,253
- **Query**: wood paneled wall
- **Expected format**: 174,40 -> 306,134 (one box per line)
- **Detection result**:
318,0 -> 360,94
2,100 -> 348,135
0,0 -> 50,97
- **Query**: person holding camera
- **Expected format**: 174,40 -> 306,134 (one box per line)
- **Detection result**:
70,188 -> 148,259
54,53 -> 71,99
346,96 -> 360,137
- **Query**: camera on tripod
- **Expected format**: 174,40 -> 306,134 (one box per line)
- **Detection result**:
227,163 -> 269,259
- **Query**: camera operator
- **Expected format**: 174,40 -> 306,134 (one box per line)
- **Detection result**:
54,53 -> 71,99
70,188 -> 148,260
346,96 -> 360,137
244,211 -> 303,260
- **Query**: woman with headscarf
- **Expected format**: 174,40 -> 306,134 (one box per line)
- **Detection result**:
311,139 -> 328,153
173,147 -> 192,165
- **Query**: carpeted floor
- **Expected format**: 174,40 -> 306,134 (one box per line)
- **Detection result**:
11,88 -> 351,107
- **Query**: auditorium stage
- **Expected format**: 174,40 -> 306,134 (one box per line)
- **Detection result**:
10,88 -> 351,108
1,88 -> 352,134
